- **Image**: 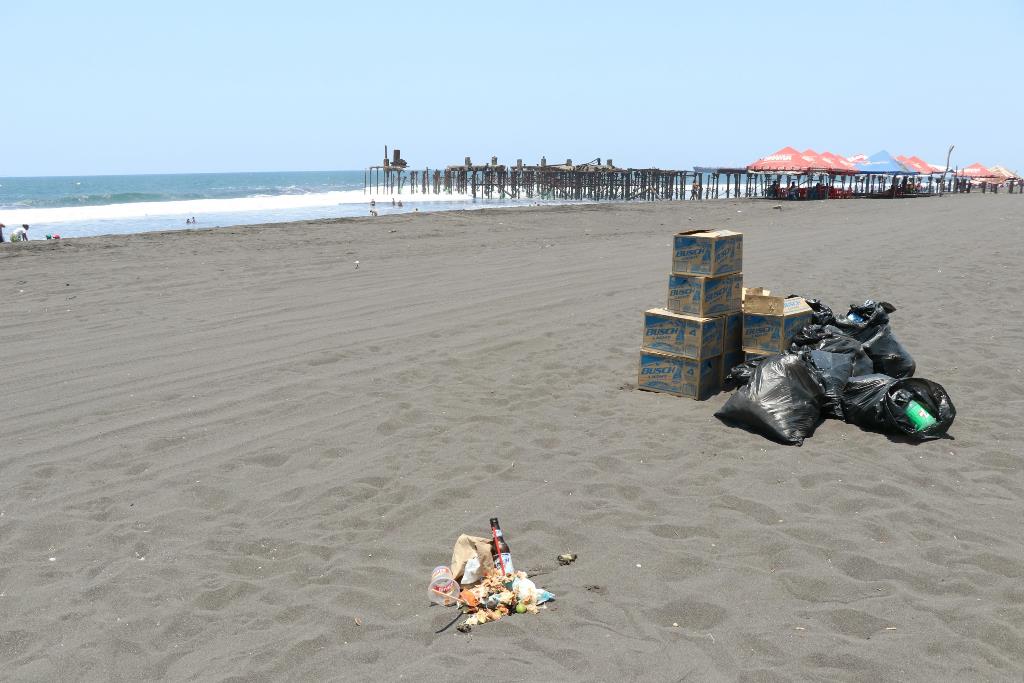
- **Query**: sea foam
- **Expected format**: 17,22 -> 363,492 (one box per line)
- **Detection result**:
0,189 -> 472,226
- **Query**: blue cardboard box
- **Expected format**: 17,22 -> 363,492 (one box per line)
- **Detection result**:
722,311 -> 743,352
641,308 -> 724,359
721,348 -> 745,383
742,295 -> 813,354
667,272 -> 743,317
638,350 -> 722,400
672,230 -> 743,276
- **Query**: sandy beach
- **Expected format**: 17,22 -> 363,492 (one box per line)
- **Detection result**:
1,194 -> 1023,681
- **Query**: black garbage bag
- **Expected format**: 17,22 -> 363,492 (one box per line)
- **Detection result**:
804,298 -> 836,326
716,354 -> 826,446
802,350 -> 855,420
841,374 -> 955,440
833,300 -> 895,338
790,325 -> 874,376
860,324 -> 916,378
724,354 -> 771,389
832,301 -> 915,378
817,335 -> 875,376
789,324 -> 831,350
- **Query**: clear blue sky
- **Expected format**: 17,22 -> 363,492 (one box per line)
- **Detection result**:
2,1 -> 1021,176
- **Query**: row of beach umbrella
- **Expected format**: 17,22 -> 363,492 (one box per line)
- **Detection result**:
747,146 -> 1017,179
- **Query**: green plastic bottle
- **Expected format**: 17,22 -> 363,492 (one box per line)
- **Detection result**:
905,400 -> 937,431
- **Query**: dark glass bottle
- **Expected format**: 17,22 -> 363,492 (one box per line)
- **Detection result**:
489,517 -> 515,575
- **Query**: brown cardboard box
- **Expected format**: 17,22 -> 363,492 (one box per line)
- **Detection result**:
666,272 -> 743,317
641,308 -> 724,359
742,294 -> 813,354
638,350 -> 722,400
721,349 -> 745,383
742,287 -> 770,301
722,311 -> 743,352
671,230 -> 743,276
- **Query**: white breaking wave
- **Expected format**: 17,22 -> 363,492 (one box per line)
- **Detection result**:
0,189 -> 474,225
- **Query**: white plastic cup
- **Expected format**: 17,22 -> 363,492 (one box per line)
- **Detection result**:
427,565 -> 460,606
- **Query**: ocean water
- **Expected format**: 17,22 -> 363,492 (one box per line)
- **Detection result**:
0,170 -> 560,239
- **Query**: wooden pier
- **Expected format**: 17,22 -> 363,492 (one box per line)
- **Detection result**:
364,148 -> 1021,202
366,149 -> 701,201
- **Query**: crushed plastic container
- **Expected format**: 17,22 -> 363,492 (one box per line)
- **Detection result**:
428,565 -> 460,606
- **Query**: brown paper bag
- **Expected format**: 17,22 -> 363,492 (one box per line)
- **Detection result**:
449,534 -> 494,581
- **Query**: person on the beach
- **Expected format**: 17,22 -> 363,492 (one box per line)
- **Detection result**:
370,199 -> 376,207
10,224 -> 29,242
391,198 -> 396,206
0,223 -> 5,243
787,182 -> 798,200
397,200 -> 403,208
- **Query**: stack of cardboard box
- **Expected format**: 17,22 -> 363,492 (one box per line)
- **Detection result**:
741,289 -> 813,361
637,230 -> 743,399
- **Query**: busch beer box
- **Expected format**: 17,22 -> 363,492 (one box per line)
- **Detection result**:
742,293 -> 813,354
721,348 -> 745,383
641,308 -> 724,359
742,286 -> 770,301
638,350 -> 721,400
672,230 -> 743,276
666,272 -> 743,317
722,311 -> 743,353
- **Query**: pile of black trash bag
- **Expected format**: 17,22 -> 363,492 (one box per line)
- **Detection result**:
717,299 -> 955,446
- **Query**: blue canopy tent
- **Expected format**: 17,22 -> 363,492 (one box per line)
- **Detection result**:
853,150 -> 927,197
854,150 -> 916,175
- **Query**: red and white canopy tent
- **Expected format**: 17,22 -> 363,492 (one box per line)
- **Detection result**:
956,162 -> 996,178
911,156 -> 942,174
747,147 -> 857,198
747,146 -> 828,173
990,165 -> 1020,180
816,150 -> 859,174
896,155 -> 939,175
989,166 -> 1024,191
800,149 -> 829,170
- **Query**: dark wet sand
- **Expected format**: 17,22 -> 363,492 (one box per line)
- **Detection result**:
1,194 -> 1023,681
